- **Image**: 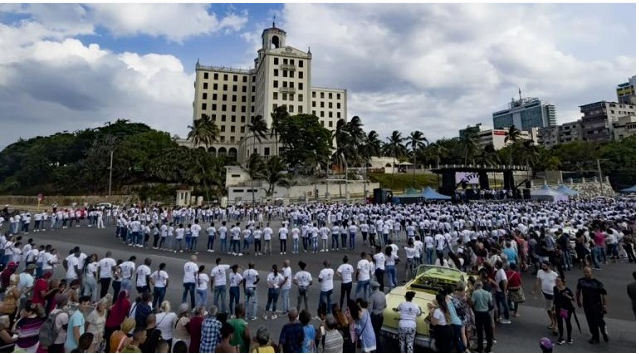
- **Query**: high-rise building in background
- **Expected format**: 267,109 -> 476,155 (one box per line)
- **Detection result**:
191,24 -> 347,163
579,101 -> 635,142
492,95 -> 556,131
617,75 -> 636,105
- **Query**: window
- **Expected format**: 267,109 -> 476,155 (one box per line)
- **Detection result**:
289,81 -> 293,88
233,85 -> 237,92
264,147 -> 270,156
288,105 -> 294,112
222,104 -> 227,111
214,73 -> 219,80
329,111 -> 333,118
298,94 -> 303,101
289,94 -> 295,101
298,105 -> 303,113
312,110 -> 316,115
320,111 -> 324,117
201,103 -> 207,110
298,82 -> 303,90
220,136 -> 225,142
213,83 -> 218,90
251,95 -> 255,102
283,81 -> 287,88
231,116 -> 236,122
337,93 -> 341,100
241,116 -> 246,123
274,69 -> 279,77
212,114 -> 216,120
282,93 -> 287,100
230,136 -> 235,143
241,106 -> 246,113
243,76 -> 247,83
223,94 -> 227,101
220,125 -> 226,132
337,112 -> 341,118
223,84 -> 228,90
203,82 -> 208,89
241,126 -> 245,133
329,93 -> 332,99
203,72 -> 208,79
213,93 -> 217,100
299,60 -> 303,67
221,115 -> 227,122
298,71 -> 303,79
233,75 -> 238,82
321,120 -> 325,127
231,126 -> 236,133
232,95 -> 237,102
242,86 -> 247,93
232,105 -> 237,112
329,121 -> 333,128
223,74 -> 228,81
320,92 -> 324,99
329,102 -> 333,109
201,113 -> 207,119
283,70 -> 287,78
273,80 -> 278,88
273,104 -> 277,111
320,102 -> 325,108
337,103 -> 341,109
283,58 -> 288,64
212,104 -> 217,110
273,91 -> 279,101
251,106 -> 254,112
252,86 -> 255,92
274,58 -> 279,65
312,92 -> 316,98
312,101 -> 316,107
202,93 -> 208,100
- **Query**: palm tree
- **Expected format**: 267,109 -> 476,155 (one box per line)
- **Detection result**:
404,131 -> 429,188
246,115 -> 268,158
382,130 -> 406,189
264,156 -> 290,197
187,115 -> 220,201
428,140 -> 449,169
270,105 -> 289,156
246,152 -> 266,204
477,143 -> 500,167
504,125 -> 523,166
458,129 -> 479,166
187,115 -> 219,149
361,130 -> 382,164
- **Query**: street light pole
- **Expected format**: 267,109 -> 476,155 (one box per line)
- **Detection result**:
108,150 -> 114,196
596,158 -> 604,195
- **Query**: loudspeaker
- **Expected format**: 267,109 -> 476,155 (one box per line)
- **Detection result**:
523,189 -> 531,200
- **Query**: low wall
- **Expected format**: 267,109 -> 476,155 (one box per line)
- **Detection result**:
0,195 -> 132,207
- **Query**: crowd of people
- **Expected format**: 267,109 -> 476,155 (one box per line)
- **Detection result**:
0,196 -> 634,353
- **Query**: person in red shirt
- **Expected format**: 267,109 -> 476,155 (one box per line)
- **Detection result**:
1,262 -> 17,288
187,306 -> 206,353
104,290 -> 132,352
505,263 -> 525,317
31,272 -> 55,308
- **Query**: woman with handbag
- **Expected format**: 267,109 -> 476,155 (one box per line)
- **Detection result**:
552,277 -> 575,345
505,263 -> 525,318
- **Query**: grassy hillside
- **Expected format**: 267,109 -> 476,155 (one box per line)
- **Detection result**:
369,173 -> 439,193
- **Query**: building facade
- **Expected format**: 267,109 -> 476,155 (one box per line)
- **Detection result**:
492,97 -> 556,131
191,24 -> 347,163
617,75 -> 636,105
612,115 -> 636,141
579,101 -> 635,142
537,120 -> 584,148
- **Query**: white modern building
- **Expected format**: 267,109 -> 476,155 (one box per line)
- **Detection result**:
190,24 -> 347,164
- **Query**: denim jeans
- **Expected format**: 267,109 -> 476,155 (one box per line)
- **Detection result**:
121,279 -> 133,294
349,233 -> 355,250
332,235 -> 339,249
214,285 -> 227,313
153,287 -> 166,309
245,288 -> 257,319
220,238 -> 227,253
191,237 -> 199,252
386,265 -> 397,289
356,280 -> 370,300
297,287 -> 309,312
182,282 -> 195,308
293,239 -> 299,253
266,288 -> 280,312
196,288 -> 208,307
563,250 -> 573,269
319,289 -> 333,314
207,235 -> 215,250
229,286 -> 240,313
495,291 -> 509,320
340,282 -> 352,308
175,239 -> 183,252
281,288 -> 290,313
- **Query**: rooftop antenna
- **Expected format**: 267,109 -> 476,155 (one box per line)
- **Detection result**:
272,15 -> 276,28
518,87 -> 522,101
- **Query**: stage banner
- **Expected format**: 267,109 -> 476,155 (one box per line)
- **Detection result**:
455,171 -> 480,184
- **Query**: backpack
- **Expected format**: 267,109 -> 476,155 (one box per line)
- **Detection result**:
39,309 -> 67,347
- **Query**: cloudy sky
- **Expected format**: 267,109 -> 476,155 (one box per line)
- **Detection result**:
0,3 -> 635,149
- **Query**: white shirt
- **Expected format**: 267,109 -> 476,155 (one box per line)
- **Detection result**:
190,224 -> 202,237
229,272 -> 243,287
85,262 -> 98,279
398,301 -> 422,328
211,264 -> 230,286
357,259 -> 372,281
267,272 -> 284,289
537,269 -> 558,295
373,253 -> 386,270
281,266 -> 292,289
98,258 -> 116,278
121,261 -> 135,280
136,265 -> 151,287
151,270 -> 169,288
65,255 -> 79,279
319,268 -> 334,292
495,268 -> 507,293
243,269 -> 259,288
279,227 -> 288,240
337,263 -> 354,283
197,273 -> 210,290
294,271 -> 312,287
183,261 -> 198,283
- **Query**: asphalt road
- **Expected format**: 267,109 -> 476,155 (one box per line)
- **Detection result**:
4,221 -> 636,353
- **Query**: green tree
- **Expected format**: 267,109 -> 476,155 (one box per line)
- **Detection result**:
264,156 -> 289,197
504,125 -> 523,166
458,128 -> 479,165
270,105 -> 290,156
277,114 -> 332,173
404,130 -> 429,187
382,130 -> 406,189
246,115 -> 268,158
246,152 -> 266,204
477,143 -> 500,167
187,115 -> 219,149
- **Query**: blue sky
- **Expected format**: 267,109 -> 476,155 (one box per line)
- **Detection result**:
0,3 -> 635,149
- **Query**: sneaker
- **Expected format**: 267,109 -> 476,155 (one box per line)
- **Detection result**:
557,339 -> 565,345
499,319 -> 511,324
238,253 -> 243,256
271,314 -> 277,319
250,317 -> 257,321
567,339 -> 573,345
263,315 -> 268,320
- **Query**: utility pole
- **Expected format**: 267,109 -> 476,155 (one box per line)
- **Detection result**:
108,150 -> 114,196
596,158 -> 604,195
345,160 -> 349,204
363,163 -> 367,205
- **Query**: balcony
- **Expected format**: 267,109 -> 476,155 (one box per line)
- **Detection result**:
280,64 -> 296,71
279,87 -> 296,94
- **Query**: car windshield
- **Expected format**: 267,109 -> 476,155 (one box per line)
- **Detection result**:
409,265 -> 465,294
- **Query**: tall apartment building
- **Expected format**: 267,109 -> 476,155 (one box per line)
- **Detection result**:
191,24 -> 347,163
617,75 -> 636,105
492,97 -> 556,131
537,120 -> 583,148
580,101 -> 635,142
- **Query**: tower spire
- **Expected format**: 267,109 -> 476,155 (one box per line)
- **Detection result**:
518,87 -> 522,101
272,15 -> 276,28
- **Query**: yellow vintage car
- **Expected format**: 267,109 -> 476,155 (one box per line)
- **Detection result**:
381,265 -> 467,349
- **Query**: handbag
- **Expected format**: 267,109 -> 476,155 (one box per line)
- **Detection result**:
559,308 -> 569,319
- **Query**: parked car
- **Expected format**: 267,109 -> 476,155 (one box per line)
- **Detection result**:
381,265 -> 467,350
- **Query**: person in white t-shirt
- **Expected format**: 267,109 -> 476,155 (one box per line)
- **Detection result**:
263,224 -> 273,255
356,252 -> 373,300
264,264 -> 285,320
395,291 -> 422,353
533,261 -> 558,331
211,258 -> 230,314
228,264 -> 243,316
196,265 -> 210,308
280,260 -> 292,314
242,263 -> 260,320
291,227 -> 300,254
294,261 -> 313,312
64,249 -> 81,283
120,256 -> 136,294
98,251 -> 116,299
83,253 -> 100,303
318,260 -> 335,314
182,255 -> 198,309
278,225 -> 288,255
336,256 -> 354,309
135,258 -> 152,295
150,263 -> 169,309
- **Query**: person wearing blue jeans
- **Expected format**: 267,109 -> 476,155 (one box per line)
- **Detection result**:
213,284 -> 227,313
244,287 -> 257,319
229,282 -> 241,315
385,247 -> 399,289
318,260 -> 334,315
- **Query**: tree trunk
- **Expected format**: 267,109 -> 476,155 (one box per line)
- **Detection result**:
412,153 -> 417,188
